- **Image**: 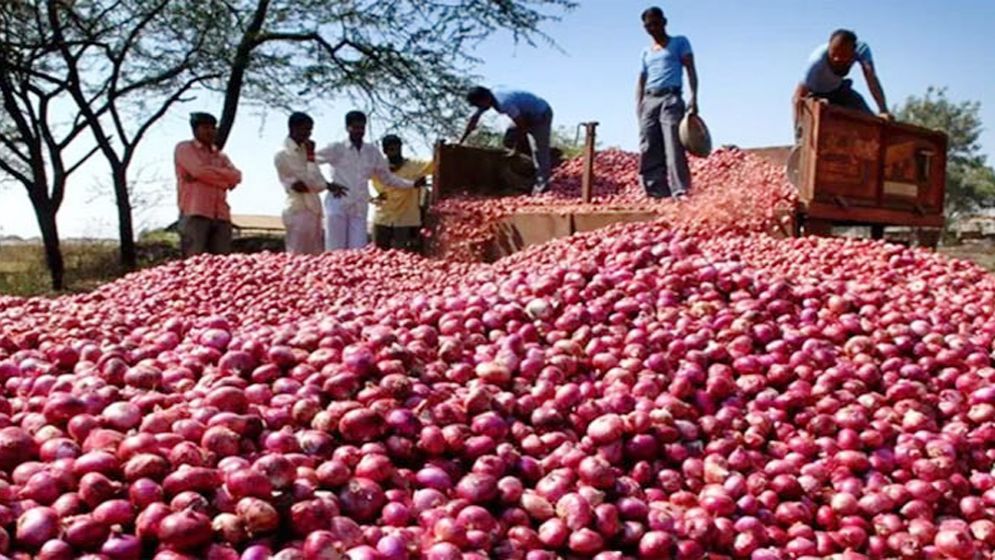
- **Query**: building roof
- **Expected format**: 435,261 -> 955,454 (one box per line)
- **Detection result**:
231,214 -> 284,232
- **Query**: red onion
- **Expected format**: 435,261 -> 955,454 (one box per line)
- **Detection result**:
15,506 -> 59,549
157,509 -> 212,552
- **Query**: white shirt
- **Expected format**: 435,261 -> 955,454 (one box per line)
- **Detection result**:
316,141 -> 414,217
274,137 -> 327,215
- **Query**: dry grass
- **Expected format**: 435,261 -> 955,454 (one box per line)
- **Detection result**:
939,243 -> 995,272
0,235 -> 181,297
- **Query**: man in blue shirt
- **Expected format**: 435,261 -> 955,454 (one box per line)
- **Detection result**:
636,6 -> 699,199
793,29 -> 892,126
459,86 -> 554,195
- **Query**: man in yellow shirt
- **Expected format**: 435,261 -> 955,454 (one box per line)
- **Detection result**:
371,135 -> 432,252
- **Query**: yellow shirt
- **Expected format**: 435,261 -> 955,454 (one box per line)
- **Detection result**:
371,159 -> 433,227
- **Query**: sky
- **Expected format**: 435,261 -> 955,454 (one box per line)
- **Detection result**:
2,0 -> 994,239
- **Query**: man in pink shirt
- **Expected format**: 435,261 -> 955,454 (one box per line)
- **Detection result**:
174,112 -> 242,257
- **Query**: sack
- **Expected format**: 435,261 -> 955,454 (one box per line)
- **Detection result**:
679,112 -> 713,157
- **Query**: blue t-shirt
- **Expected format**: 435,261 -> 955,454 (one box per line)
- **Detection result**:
491,89 -> 551,120
640,35 -> 693,91
804,41 -> 874,94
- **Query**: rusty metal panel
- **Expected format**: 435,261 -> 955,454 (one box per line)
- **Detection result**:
811,104 -> 881,204
882,125 -> 947,213
797,100 -> 947,229
433,143 -> 502,199
433,143 -> 529,200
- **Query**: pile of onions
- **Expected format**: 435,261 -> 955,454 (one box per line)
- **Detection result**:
0,149 -> 993,558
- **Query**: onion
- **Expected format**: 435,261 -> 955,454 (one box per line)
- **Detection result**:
338,478 -> 386,522
64,516 -> 110,550
15,506 -> 59,549
157,509 -> 213,551
236,497 -> 280,535
0,427 -> 38,470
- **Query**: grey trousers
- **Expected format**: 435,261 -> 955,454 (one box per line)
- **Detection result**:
179,214 -> 232,257
639,92 -> 691,197
519,109 -> 553,194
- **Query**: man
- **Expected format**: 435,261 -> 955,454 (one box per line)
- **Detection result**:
274,112 -> 336,255
174,112 -> 242,257
459,86 -> 554,195
636,6 -> 698,199
316,111 -> 427,251
370,135 -> 432,252
793,29 -> 892,127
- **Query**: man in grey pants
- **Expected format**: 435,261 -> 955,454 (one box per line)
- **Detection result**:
460,86 -> 554,195
636,6 -> 699,198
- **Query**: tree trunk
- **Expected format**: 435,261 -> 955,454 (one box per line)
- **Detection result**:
215,0 -> 271,149
112,166 -> 137,270
28,194 -> 65,291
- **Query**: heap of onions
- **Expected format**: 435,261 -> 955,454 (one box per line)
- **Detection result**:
0,149 -> 992,558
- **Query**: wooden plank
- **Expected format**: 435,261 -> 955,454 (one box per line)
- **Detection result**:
804,202 -> 945,228
571,211 -> 660,233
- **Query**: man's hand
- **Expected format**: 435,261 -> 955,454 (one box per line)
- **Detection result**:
370,193 -> 387,206
504,149 -> 519,160
414,176 -> 428,189
327,182 -> 349,198
291,181 -> 309,193
879,111 -> 895,122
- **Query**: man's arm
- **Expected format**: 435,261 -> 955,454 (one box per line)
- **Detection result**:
314,142 -> 343,166
372,152 -> 425,189
683,53 -> 699,115
175,143 -> 238,189
218,154 -> 242,189
275,150 -> 324,194
792,82 -> 812,125
459,108 -> 486,144
861,63 -> 891,119
636,72 -> 646,112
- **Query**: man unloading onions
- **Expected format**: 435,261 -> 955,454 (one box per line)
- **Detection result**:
459,86 -> 554,195
792,29 -> 893,127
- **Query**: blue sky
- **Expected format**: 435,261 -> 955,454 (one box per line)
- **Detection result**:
1,0 -> 993,239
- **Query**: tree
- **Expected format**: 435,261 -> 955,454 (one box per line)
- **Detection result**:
41,0 -> 225,271
207,0 -> 577,149
8,0 -> 574,276
894,87 -> 995,219
0,1 -> 102,289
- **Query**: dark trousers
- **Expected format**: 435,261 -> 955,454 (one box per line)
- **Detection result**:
813,79 -> 873,114
179,215 -> 232,257
373,225 -> 420,252
796,79 -> 874,142
639,92 -> 691,198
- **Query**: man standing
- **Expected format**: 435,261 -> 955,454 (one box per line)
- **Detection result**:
371,135 -> 432,252
793,29 -> 892,125
459,86 -> 554,195
636,7 -> 698,199
316,111 -> 427,251
274,112 -> 336,255
174,112 -> 242,257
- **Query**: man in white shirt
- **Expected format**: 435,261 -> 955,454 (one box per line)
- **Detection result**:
273,112 -> 339,254
316,111 -> 427,250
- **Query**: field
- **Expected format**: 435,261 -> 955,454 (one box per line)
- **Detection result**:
0,233 -> 283,296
